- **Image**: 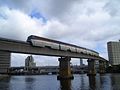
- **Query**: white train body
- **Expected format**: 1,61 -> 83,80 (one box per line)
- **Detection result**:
27,35 -> 99,57
31,39 -> 45,47
76,48 -> 83,53
60,44 -> 70,51
31,39 -> 59,50
69,46 -> 76,52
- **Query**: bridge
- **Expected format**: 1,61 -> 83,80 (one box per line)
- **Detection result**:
0,36 -> 108,79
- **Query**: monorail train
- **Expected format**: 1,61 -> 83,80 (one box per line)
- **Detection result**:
27,35 -> 99,57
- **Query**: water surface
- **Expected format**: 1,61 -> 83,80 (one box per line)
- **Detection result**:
0,74 -> 120,90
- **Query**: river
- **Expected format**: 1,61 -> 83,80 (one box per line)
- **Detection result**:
0,74 -> 120,90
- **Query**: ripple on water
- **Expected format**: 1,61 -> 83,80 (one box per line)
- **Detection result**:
0,74 -> 120,90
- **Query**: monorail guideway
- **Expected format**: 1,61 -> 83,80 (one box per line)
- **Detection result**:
0,36 -> 107,79
27,35 -> 99,57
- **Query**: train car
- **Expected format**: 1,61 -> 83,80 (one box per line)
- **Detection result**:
90,50 -> 99,56
86,50 -> 91,55
84,49 -> 88,54
27,35 -> 99,56
31,39 -> 59,49
76,48 -> 83,53
81,48 -> 87,54
86,50 -> 93,56
69,46 -> 77,52
93,52 -> 99,57
30,39 -> 45,47
60,44 -> 70,51
27,35 -> 77,52
27,35 -> 59,50
76,48 -> 86,54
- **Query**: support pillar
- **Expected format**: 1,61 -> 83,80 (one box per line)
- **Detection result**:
87,59 -> 96,76
60,80 -> 71,90
105,61 -> 109,68
0,51 -> 11,74
99,60 -> 105,74
89,75 -> 96,90
57,57 -> 74,80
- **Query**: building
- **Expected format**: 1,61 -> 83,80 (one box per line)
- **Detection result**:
25,55 -> 36,68
80,59 -> 83,67
107,40 -> 120,65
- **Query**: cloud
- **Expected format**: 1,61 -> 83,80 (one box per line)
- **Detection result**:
0,0 -> 82,18
0,6 -> 44,40
0,0 -> 120,66
11,53 -> 28,66
104,0 -> 120,16
46,0 -> 82,18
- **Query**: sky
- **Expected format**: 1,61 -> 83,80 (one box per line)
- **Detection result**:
0,0 -> 120,66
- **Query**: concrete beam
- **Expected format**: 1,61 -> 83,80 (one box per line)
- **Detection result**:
0,37 -> 105,61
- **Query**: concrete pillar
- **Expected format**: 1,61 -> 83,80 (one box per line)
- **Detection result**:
105,61 -> 109,68
60,80 -> 71,90
0,51 -> 11,74
99,60 -> 105,74
57,57 -> 74,80
87,59 -> 96,76
89,75 -> 96,90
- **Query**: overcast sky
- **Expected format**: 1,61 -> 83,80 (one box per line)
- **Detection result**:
0,0 -> 120,66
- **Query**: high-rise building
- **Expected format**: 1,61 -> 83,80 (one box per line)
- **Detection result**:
80,58 -> 83,67
25,55 -> 36,67
107,41 -> 120,65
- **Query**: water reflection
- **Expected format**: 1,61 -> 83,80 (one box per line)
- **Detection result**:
0,74 -> 120,90
100,74 -> 112,90
0,77 -> 11,90
59,79 -> 71,90
79,74 -> 89,90
25,76 -> 36,90
88,75 -> 96,90
111,74 -> 120,90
